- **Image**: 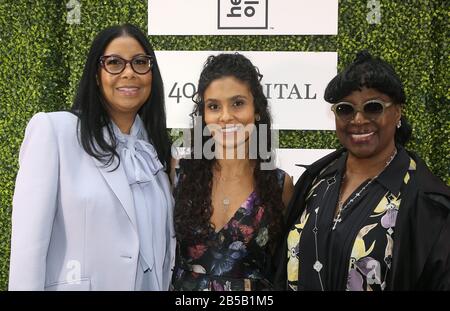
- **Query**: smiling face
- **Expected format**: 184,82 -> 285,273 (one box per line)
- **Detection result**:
335,87 -> 401,159
203,76 -> 257,150
99,36 -> 152,124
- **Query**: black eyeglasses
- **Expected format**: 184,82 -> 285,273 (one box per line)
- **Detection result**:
331,100 -> 394,122
99,54 -> 153,75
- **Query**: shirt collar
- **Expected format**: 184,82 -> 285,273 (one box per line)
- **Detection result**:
111,114 -> 146,143
376,146 -> 410,197
317,146 -> 409,197
317,151 -> 347,180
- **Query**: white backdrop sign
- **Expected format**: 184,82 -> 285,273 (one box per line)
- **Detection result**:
275,149 -> 335,183
155,51 -> 337,130
148,0 -> 338,35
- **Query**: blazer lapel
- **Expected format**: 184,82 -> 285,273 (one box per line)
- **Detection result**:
93,157 -> 137,230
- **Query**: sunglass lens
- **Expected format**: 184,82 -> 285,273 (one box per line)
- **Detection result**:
336,104 -> 354,119
364,101 -> 384,117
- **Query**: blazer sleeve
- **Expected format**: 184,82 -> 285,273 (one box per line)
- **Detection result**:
9,112 -> 59,290
420,194 -> 450,290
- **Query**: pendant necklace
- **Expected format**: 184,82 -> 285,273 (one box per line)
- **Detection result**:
222,197 -> 231,211
332,148 -> 398,230
311,148 -> 398,290
214,171 -> 246,212
311,173 -> 337,291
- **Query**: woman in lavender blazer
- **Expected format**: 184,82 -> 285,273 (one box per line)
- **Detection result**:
9,24 -> 175,291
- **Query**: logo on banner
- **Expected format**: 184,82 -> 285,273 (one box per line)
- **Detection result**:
168,81 -> 317,103
218,0 -> 268,29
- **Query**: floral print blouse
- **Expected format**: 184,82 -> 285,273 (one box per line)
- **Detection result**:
172,169 -> 286,291
287,150 -> 416,291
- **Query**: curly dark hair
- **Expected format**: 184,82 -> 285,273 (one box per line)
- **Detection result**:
174,53 -> 284,248
324,50 -> 412,146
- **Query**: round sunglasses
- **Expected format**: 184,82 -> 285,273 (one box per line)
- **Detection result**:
99,54 -> 153,75
331,100 -> 394,122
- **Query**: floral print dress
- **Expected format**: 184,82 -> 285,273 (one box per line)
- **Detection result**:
172,169 -> 285,291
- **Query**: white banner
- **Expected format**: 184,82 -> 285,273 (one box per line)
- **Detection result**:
155,51 -> 337,130
275,148 -> 335,183
148,0 -> 338,35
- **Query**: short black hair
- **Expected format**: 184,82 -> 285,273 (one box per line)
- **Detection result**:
324,50 -> 406,104
324,50 -> 411,146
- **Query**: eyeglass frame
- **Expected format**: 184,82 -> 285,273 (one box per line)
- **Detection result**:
98,54 -> 154,75
330,100 -> 394,122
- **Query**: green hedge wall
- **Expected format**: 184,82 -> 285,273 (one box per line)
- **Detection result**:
0,0 -> 448,290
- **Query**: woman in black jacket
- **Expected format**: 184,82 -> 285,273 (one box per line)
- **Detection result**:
274,50 -> 450,291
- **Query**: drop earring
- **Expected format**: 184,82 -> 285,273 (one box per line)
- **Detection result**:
397,119 -> 402,128
255,115 -> 260,122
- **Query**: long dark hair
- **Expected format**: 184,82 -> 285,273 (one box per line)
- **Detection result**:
324,50 -> 412,146
71,24 -> 170,169
174,53 -> 284,248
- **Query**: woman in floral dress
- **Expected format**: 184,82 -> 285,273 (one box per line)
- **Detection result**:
171,53 -> 294,291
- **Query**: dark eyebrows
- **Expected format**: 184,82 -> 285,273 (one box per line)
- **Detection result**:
229,95 -> 248,101
204,98 -> 218,104
103,53 -> 147,59
204,95 -> 248,104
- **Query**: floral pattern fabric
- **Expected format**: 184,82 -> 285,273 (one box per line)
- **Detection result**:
346,158 -> 415,291
172,170 -> 285,291
287,156 -> 417,291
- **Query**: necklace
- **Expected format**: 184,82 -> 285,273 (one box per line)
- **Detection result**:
331,148 -> 398,230
311,174 -> 337,290
214,171 -> 247,211
311,148 -> 398,290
